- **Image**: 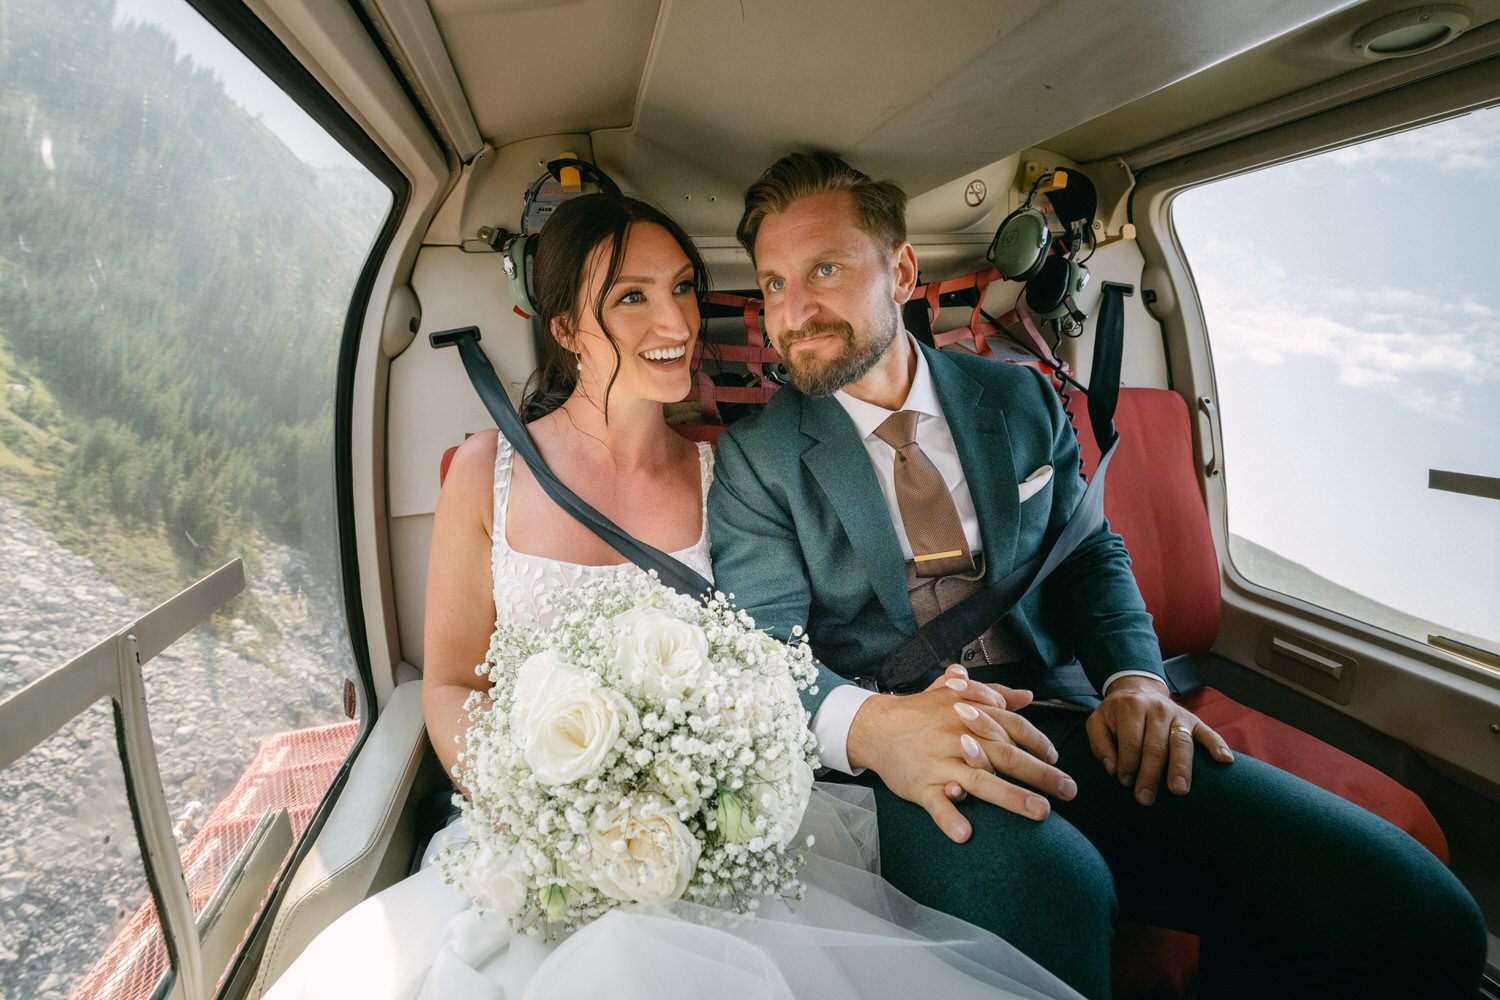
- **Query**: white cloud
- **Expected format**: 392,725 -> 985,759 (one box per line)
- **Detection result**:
1337,365 -> 1396,387
1189,233 -> 1500,420
1327,109 -> 1500,176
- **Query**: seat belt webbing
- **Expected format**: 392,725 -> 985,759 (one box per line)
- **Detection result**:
430,326 -> 713,602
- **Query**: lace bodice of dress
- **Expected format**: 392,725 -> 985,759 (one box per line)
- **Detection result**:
490,436 -> 714,628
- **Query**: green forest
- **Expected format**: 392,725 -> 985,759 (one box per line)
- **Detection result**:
0,0 -> 389,612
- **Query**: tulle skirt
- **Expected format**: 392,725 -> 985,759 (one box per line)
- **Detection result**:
261,784 -> 1082,1000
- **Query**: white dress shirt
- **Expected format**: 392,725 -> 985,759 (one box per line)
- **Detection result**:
809,335 -> 1159,774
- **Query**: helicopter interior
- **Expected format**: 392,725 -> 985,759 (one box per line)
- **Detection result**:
2,0 -> 1498,997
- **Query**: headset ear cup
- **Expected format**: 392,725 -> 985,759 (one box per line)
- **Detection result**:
504,234 -> 538,317
988,207 -> 1050,282
1024,255 -> 1079,320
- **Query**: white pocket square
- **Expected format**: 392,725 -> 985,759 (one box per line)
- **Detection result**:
1018,465 -> 1053,503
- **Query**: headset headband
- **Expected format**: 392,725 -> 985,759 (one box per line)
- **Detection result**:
519,158 -> 623,232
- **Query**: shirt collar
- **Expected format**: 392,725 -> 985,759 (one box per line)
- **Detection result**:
834,334 -> 941,440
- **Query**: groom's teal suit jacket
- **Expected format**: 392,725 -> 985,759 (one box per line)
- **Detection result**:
707,342 -> 1165,712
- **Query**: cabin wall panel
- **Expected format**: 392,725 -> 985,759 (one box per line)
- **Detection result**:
388,248 -> 534,520
1051,241 -> 1168,390
449,135 -> 596,245
1213,587 -> 1500,796
390,516 -> 435,672
385,246 -> 534,679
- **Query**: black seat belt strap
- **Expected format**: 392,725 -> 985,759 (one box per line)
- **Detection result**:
878,281 -> 1134,691
430,326 -> 713,601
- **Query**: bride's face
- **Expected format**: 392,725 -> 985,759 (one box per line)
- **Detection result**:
570,222 -> 700,409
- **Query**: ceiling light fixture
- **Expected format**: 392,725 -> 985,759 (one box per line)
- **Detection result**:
1351,4 -> 1472,59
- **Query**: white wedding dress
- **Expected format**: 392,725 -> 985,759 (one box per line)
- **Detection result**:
261,438 -> 1082,1000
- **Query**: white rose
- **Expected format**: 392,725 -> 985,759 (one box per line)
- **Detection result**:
587,796 -> 701,903
749,756 -> 815,847
613,608 -> 710,706
461,842 -> 530,916
511,650 -> 637,785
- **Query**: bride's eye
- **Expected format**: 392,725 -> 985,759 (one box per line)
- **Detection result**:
616,289 -> 645,305
673,279 -> 695,295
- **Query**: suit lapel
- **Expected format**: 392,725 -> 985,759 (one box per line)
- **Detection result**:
925,346 -> 1020,580
798,394 -> 915,631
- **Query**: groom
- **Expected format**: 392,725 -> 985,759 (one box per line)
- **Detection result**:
706,152 -> 1484,998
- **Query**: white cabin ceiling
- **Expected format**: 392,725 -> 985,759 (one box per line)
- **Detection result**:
362,0 -> 1500,225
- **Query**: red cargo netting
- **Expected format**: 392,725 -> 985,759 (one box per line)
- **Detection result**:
69,720 -> 359,1000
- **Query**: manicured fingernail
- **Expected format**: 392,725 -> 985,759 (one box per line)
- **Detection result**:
950,822 -> 970,841
945,677 -> 968,692
951,665 -> 968,678
1060,777 -> 1077,800
1171,775 -> 1188,794
961,734 -> 982,758
1137,787 -> 1155,806
954,702 -> 980,721
1026,796 -> 1048,819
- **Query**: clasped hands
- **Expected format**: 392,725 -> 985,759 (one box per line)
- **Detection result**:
845,666 -> 1233,843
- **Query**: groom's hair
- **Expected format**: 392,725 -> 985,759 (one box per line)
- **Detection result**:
736,152 -> 907,263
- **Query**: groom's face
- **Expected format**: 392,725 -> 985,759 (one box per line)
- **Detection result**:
753,191 -> 911,397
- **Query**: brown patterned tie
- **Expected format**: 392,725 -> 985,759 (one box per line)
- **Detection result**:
874,410 -> 976,577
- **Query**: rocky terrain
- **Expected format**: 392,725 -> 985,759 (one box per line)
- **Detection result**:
0,498 -> 352,999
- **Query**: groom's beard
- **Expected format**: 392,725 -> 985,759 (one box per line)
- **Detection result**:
778,308 -> 899,398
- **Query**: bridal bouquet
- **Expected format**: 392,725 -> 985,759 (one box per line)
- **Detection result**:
438,573 -> 821,934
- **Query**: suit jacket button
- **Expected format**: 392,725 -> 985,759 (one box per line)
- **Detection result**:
962,648 -> 976,662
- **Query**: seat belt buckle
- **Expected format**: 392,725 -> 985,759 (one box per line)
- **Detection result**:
429,326 -> 481,349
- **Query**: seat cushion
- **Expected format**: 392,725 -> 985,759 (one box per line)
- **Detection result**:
1074,388 -> 1221,658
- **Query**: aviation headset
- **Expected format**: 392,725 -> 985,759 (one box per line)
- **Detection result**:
501,158 -> 623,317
1011,169 -> 1099,323
1024,253 -> 1091,322
986,173 -> 1053,282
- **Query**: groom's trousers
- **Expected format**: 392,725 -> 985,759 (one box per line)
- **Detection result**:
843,708 -> 1485,1000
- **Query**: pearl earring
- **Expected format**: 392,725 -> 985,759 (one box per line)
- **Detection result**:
576,353 -> 584,372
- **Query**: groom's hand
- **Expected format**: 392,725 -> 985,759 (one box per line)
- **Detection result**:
846,667 -> 1077,843
1086,674 -> 1234,806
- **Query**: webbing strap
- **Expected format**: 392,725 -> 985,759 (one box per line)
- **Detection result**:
430,326 -> 713,601
691,292 -> 778,421
917,266 -> 1006,357
876,280 -> 1133,692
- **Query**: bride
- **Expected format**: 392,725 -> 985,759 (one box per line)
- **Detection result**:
261,194 -> 1084,1000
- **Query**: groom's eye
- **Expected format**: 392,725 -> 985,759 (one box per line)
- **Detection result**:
764,277 -> 785,294
816,263 -> 837,277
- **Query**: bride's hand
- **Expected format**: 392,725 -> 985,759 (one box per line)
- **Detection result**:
846,667 -> 1076,844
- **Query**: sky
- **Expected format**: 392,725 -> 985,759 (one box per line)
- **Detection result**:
1174,106 -> 1500,645
112,0 -> 357,168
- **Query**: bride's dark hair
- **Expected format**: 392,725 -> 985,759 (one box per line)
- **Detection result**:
520,194 -> 710,423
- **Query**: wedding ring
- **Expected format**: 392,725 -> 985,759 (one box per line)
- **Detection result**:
1169,724 -> 1194,738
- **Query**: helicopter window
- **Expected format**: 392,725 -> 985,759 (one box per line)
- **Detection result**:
0,0 -> 391,995
1173,105 -> 1500,662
